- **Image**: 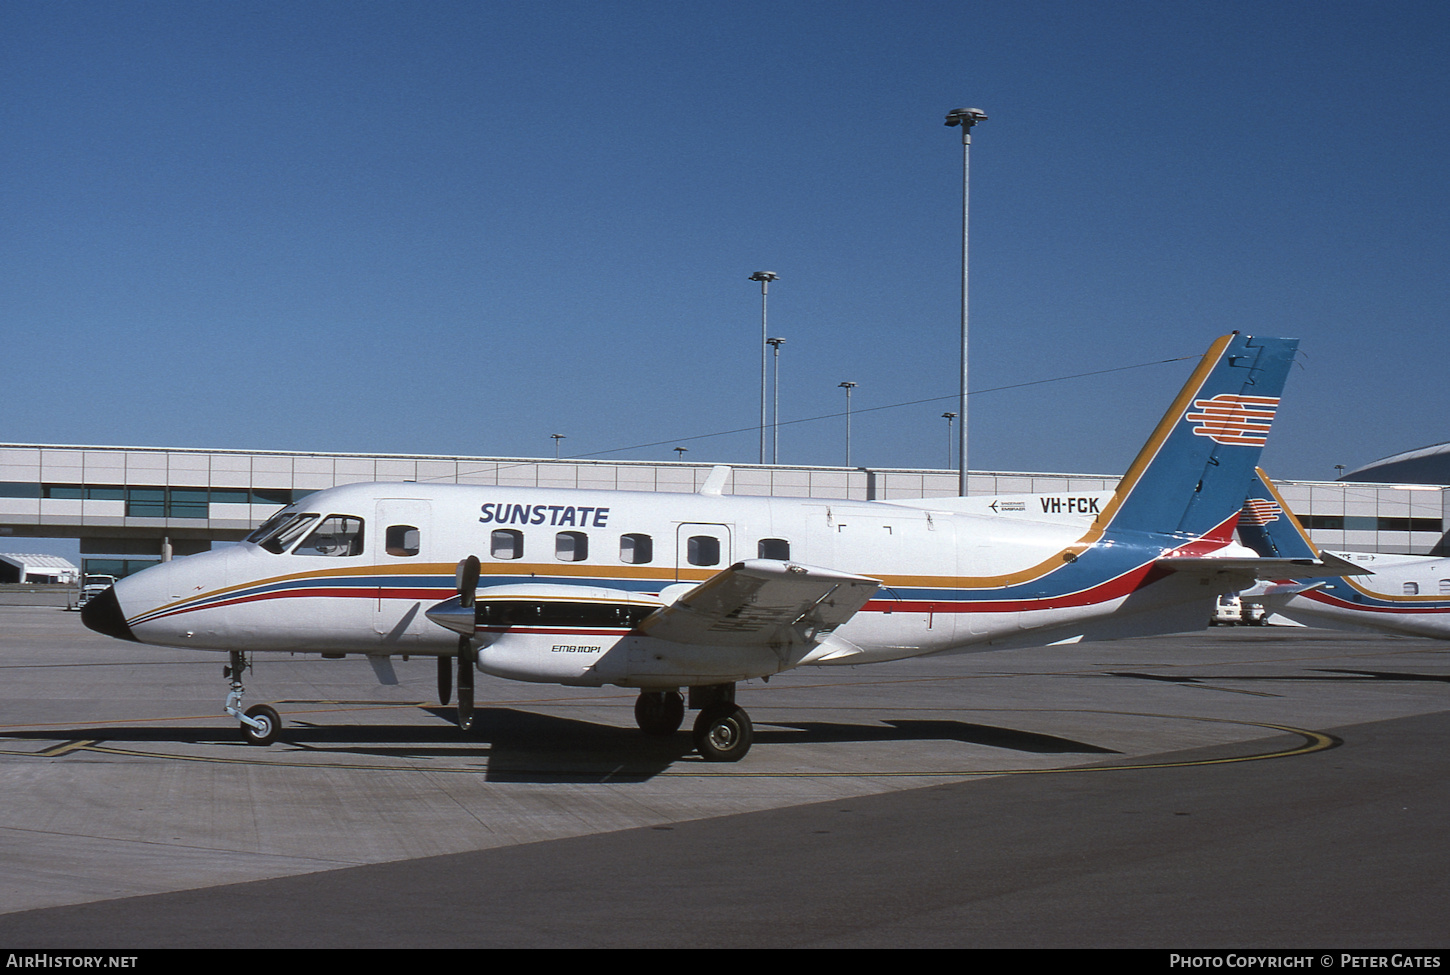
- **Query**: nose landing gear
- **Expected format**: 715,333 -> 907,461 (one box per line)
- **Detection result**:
224,650 -> 282,746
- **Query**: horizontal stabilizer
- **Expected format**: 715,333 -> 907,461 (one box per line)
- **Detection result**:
638,559 -> 880,648
1156,552 -> 1373,579
1241,580 -> 1328,599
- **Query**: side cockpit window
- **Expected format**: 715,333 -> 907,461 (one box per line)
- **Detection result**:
293,516 -> 365,557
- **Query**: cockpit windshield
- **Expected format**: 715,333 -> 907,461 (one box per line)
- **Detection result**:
244,508 -> 297,544
257,513 -> 320,554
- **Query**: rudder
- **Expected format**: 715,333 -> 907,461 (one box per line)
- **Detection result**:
1099,333 -> 1299,545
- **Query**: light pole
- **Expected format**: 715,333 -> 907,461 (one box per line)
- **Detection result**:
674,446 -> 688,460
942,412 -> 957,469
551,434 -> 566,460
767,337 -> 786,464
749,271 -> 778,464
839,381 -> 857,467
945,107 -> 986,496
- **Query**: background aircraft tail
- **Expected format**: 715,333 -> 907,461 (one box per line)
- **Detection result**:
1097,333 -> 1299,545
1237,468 -> 1321,560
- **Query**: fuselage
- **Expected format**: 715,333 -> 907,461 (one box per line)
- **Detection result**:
75,332 -> 1300,759
95,480 -> 1225,684
1263,551 -> 1450,640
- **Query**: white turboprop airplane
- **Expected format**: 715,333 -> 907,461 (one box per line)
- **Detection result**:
1237,469 -> 1448,639
84,332 -> 1327,761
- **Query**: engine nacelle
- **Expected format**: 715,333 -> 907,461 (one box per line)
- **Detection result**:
475,630 -> 798,688
432,579 -> 834,687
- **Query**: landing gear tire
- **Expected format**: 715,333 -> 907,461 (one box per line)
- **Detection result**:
635,691 -> 685,735
242,704 -> 281,746
693,703 -> 752,762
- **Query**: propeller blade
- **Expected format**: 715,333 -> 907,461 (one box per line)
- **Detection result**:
440,556 -> 481,725
437,654 -> 452,706
457,555 -> 480,608
457,634 -> 475,731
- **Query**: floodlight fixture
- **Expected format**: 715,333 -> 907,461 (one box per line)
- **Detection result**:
944,106 -> 987,495
748,272 -> 780,463
839,381 -> 857,468
767,337 -> 787,464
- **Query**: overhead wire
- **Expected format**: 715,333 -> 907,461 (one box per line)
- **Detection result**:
561,353 -> 1200,460
427,352 -> 1199,482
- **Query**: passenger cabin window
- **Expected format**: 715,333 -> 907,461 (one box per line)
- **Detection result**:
293,516 -> 365,557
1440,579 -> 1450,596
758,538 -> 790,560
1404,581 -> 1420,596
259,513 -> 319,554
491,529 -> 523,560
556,531 -> 588,562
687,535 -> 721,567
620,533 -> 653,564
386,525 -> 420,557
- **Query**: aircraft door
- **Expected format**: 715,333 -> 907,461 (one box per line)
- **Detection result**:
959,521 -> 1004,639
797,505 -> 836,568
374,498 -> 434,643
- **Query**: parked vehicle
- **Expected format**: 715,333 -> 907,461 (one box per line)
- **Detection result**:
76,575 -> 117,610
1212,594 -> 1266,626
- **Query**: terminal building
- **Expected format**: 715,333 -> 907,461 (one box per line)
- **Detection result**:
2,442 -> 1447,578
1338,441 -> 1450,486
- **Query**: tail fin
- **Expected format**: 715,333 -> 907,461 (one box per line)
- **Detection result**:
1237,467 -> 1321,559
1098,333 -> 1298,544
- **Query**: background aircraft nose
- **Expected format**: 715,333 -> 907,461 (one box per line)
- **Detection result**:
81,587 -> 137,642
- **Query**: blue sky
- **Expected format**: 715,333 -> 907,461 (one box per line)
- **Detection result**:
4,0 -> 1448,492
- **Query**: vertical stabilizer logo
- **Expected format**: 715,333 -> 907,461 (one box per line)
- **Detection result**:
1240,498 -> 1283,525
1184,394 -> 1279,446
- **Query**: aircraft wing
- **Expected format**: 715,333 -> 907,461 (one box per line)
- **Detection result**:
1155,551 -> 1372,579
638,559 -> 880,648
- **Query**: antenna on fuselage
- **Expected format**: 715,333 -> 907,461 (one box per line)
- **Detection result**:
698,465 -> 732,497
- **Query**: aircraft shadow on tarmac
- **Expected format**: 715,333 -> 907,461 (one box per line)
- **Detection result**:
1,708 -> 1119,783
1109,668 -> 1450,685
767,719 -> 1119,754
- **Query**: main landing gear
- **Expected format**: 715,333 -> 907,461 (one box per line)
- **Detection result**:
224,650 -> 282,746
633,683 -> 753,762
634,690 -> 685,735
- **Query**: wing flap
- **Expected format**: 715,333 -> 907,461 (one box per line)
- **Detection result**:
639,559 -> 880,647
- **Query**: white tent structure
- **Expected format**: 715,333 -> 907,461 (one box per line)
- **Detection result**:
0,553 -> 79,584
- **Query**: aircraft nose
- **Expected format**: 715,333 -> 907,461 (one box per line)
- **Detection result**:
81,586 -> 137,642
